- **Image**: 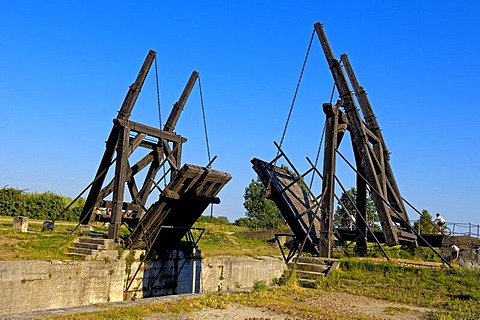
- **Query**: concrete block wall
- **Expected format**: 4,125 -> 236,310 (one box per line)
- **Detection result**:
125,253 -> 287,298
1,251 -> 286,316
200,256 -> 286,292
0,251 -> 124,315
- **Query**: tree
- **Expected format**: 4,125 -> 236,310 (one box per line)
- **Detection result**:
234,217 -> 256,228
413,209 -> 435,234
243,178 -> 282,229
334,187 -> 380,231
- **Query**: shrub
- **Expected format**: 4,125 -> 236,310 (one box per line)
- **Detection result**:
234,217 -> 256,228
0,187 -> 84,222
0,187 -> 26,216
197,215 -> 230,225
277,269 -> 298,287
25,192 -> 65,221
252,279 -> 268,292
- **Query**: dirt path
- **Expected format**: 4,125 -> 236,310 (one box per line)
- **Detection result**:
144,292 -> 434,320
3,291 -> 435,320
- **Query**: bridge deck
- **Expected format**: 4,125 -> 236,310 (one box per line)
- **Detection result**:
126,163 -> 231,251
251,158 -> 321,255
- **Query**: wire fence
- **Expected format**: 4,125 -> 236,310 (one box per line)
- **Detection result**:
446,222 -> 480,238
411,221 -> 480,238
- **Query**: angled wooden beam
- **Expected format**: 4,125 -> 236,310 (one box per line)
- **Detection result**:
79,126 -> 118,224
79,51 -> 156,225
341,53 -> 414,234
117,50 -> 156,120
128,133 -> 147,156
163,71 -> 199,132
314,22 -> 399,246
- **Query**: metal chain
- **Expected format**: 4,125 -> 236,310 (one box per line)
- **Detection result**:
277,28 -> 316,155
197,75 -> 211,164
264,28 -> 315,195
154,57 -> 162,128
309,122 -> 326,189
198,75 -> 214,217
329,82 -> 336,104
154,57 -> 167,187
308,83 -> 335,188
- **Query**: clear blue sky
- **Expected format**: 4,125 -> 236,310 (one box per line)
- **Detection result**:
1,1 -> 479,225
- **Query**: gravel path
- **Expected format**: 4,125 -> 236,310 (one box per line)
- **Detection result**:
2,291 -> 435,320
144,291 -> 434,320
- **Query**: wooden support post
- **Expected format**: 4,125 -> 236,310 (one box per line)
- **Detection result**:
355,163 -> 368,256
109,126 -> 130,241
319,103 -> 339,257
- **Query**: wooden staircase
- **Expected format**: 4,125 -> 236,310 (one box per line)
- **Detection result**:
67,237 -> 116,260
289,256 -> 339,285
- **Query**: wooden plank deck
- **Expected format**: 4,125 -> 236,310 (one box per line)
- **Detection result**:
251,158 -> 321,254
126,163 -> 231,251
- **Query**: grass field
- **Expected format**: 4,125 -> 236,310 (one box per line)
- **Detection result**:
0,217 -> 78,260
0,216 -> 280,260
1,216 -> 479,319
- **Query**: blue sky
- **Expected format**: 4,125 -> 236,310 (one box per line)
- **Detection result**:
1,1 -> 479,225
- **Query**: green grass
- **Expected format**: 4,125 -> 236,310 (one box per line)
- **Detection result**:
191,221 -> 280,257
0,216 -> 282,260
319,258 -> 480,319
384,306 -> 419,315
337,241 -> 444,263
0,217 -> 78,260
2,216 -> 479,319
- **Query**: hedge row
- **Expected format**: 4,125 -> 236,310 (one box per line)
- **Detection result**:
0,187 -> 85,222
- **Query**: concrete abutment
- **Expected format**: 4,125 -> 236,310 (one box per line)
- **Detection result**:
0,250 -> 286,316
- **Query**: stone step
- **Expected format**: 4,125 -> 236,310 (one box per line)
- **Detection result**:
295,270 -> 326,281
67,247 -> 98,255
77,237 -> 115,249
289,257 -> 340,279
65,252 -> 90,260
65,237 -> 116,261
74,242 -> 107,250
295,256 -> 338,265
289,262 -> 329,273
298,278 -> 317,286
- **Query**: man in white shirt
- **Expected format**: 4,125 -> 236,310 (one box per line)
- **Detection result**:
433,213 -> 446,231
450,244 -> 460,261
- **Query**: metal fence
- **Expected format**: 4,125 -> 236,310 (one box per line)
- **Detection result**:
446,222 -> 480,238
411,221 -> 480,238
